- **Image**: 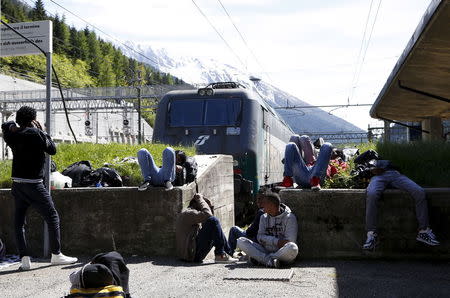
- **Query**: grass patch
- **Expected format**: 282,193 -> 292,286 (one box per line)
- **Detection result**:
376,141 -> 450,188
0,143 -> 195,188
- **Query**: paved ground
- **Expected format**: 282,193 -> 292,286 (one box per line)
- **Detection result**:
1,256 -> 449,298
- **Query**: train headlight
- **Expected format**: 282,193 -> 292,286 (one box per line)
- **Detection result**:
198,88 -> 206,96
233,160 -> 239,167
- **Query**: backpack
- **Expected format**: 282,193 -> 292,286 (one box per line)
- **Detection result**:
92,167 -> 123,187
184,157 -> 198,183
62,161 -> 94,187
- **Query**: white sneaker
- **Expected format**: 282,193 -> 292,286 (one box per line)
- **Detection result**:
214,253 -> 238,263
51,253 -> 78,265
164,181 -> 173,191
19,256 -> 31,271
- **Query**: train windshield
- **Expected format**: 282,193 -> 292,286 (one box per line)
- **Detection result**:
169,98 -> 241,127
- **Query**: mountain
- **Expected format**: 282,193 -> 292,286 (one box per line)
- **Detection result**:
122,43 -> 364,133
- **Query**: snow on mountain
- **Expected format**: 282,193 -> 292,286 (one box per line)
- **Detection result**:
122,43 -> 364,133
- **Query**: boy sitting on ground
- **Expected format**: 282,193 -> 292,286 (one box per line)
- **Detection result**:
237,192 -> 298,268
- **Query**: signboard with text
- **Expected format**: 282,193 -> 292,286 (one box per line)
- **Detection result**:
0,20 -> 52,57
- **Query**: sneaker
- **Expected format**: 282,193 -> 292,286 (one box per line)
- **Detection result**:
164,181 -> 173,191
362,231 -> 377,250
310,176 -> 321,191
281,176 -> 294,187
266,258 -> 280,268
214,253 -> 238,263
417,228 -> 440,246
19,256 -> 31,271
51,253 -> 78,265
138,180 -> 151,191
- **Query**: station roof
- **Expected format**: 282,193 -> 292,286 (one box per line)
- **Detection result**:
370,0 -> 450,121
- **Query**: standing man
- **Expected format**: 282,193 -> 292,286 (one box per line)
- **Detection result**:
176,193 -> 237,263
2,106 -> 77,271
237,192 -> 298,268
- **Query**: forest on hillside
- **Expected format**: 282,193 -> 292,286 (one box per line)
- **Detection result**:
0,0 -> 182,88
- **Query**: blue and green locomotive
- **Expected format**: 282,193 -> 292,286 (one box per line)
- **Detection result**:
152,82 -> 294,196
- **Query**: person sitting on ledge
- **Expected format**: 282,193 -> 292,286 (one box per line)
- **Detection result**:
357,151 -> 440,250
281,134 -> 333,191
137,147 -> 197,191
237,192 -> 298,268
176,193 -> 238,263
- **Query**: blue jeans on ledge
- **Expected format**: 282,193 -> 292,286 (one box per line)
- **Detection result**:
284,142 -> 333,188
137,147 -> 176,186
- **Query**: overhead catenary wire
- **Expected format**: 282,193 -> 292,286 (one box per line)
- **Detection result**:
348,0 -> 383,103
191,0 -> 247,71
0,19 -> 78,143
216,0 -> 273,82
47,0 -> 161,68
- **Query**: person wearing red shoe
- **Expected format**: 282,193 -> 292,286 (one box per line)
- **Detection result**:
282,135 -> 333,190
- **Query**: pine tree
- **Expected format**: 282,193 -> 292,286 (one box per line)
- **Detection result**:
85,29 -> 102,77
30,0 -> 47,21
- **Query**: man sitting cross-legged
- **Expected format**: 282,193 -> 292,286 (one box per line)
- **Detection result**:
237,192 -> 298,268
176,193 -> 238,263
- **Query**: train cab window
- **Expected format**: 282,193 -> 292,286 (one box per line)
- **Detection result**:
204,99 -> 241,126
169,99 -> 204,126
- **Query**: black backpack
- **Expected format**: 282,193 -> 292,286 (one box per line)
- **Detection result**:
93,167 -> 123,187
62,161 -> 94,187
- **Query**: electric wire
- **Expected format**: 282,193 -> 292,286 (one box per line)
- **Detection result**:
216,0 -> 272,82
47,0 -> 161,68
349,0 -> 383,103
191,0 -> 247,70
1,19 -> 78,143
348,0 -> 374,103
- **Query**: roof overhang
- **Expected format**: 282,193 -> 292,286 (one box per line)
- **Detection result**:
370,0 -> 450,121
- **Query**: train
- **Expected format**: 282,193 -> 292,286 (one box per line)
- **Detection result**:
152,82 -> 294,216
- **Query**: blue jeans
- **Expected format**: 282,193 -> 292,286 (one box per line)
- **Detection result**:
228,226 -> 247,254
137,147 -> 176,186
284,142 -> 333,188
194,217 -> 231,262
366,170 -> 429,231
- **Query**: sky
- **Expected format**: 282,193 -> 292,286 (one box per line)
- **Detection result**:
28,0 -> 433,130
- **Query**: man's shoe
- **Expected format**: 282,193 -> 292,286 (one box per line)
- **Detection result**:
19,256 -> 31,271
310,176 -> 321,191
281,176 -> 294,187
266,258 -> 280,268
214,253 -> 238,263
138,180 -> 150,191
164,181 -> 173,191
362,231 -> 377,250
51,253 -> 78,265
417,228 -> 440,246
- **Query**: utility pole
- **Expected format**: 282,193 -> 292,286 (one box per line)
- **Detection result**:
137,70 -> 142,144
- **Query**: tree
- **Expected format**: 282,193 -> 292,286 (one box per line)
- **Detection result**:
85,29 -> 102,77
69,27 -> 89,60
53,14 -> 70,54
30,0 -> 47,21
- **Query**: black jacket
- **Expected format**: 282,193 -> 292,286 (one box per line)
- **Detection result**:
2,121 -> 56,180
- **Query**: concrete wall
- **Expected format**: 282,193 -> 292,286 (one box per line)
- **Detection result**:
0,155 -> 234,257
281,188 -> 450,259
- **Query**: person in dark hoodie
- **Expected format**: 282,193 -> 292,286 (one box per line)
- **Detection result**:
176,193 -> 237,263
137,148 -> 197,191
68,251 -> 130,298
237,192 -> 298,268
1,106 -> 77,271
67,263 -> 126,298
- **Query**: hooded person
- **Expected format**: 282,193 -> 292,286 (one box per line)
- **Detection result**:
67,263 -> 126,298
237,192 -> 298,268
